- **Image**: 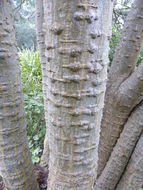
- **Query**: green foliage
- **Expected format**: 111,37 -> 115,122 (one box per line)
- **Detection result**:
137,48 -> 143,66
109,25 -> 121,65
15,23 -> 36,50
19,49 -> 46,163
13,0 -> 37,50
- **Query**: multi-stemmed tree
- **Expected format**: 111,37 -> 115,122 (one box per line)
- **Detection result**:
0,0 -> 142,189
36,0 -> 143,189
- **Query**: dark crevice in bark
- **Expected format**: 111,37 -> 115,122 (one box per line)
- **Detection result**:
0,165 -> 49,190
33,165 -> 48,190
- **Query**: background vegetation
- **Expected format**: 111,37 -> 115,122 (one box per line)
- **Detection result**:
19,49 -> 46,163
13,0 -> 36,49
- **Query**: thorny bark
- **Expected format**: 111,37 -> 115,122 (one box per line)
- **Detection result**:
35,0 -> 49,171
0,1 -> 39,189
37,0 -> 143,189
42,0 -> 112,189
98,0 -> 143,177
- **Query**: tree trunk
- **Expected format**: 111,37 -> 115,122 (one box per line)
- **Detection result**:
96,0 -> 143,189
35,0 -> 49,171
116,133 -> 143,190
95,101 -> 143,190
42,0 -> 112,189
0,1 -> 39,189
98,0 -> 143,177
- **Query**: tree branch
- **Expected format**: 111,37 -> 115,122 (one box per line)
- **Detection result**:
109,0 -> 143,86
14,0 -> 25,14
118,62 -> 143,110
97,0 -> 143,177
35,0 -> 49,170
116,133 -> 143,190
95,101 -> 143,190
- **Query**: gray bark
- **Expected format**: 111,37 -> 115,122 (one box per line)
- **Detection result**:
43,0 -> 112,189
0,1 -> 39,189
98,0 -> 143,177
117,62 -> 143,109
95,101 -> 143,190
36,0 -> 143,189
116,133 -> 143,190
35,0 -> 49,171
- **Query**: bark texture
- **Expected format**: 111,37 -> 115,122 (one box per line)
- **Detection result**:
0,1 -> 39,189
43,0 -> 112,189
35,0 -> 49,170
95,101 -> 143,190
98,0 -> 143,177
116,133 -> 143,190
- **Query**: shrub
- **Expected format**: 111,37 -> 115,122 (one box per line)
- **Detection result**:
19,49 -> 46,163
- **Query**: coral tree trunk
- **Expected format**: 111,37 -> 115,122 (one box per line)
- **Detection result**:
0,1 -> 39,189
95,101 -> 143,190
35,0 -> 49,171
116,133 -> 143,190
98,0 -> 143,177
42,0 -> 112,189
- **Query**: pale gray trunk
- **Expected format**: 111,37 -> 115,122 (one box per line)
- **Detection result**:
0,1 -> 39,189
98,0 -> 143,177
116,133 -> 143,190
95,101 -> 143,190
43,0 -> 112,189
35,0 -> 49,170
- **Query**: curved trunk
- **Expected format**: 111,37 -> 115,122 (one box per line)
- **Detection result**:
43,0 -> 112,189
116,133 -> 143,190
98,0 -> 143,176
35,0 -> 49,170
0,1 -> 39,189
95,101 -> 143,190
